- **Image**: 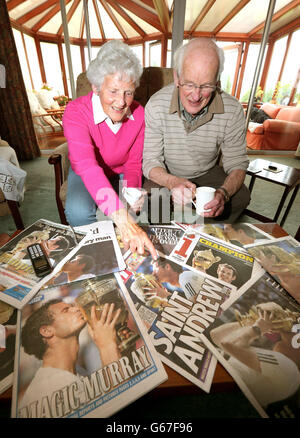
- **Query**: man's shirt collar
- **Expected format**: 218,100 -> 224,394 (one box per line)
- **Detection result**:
169,85 -> 224,132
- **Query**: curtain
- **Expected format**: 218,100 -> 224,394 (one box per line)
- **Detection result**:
0,0 -> 40,160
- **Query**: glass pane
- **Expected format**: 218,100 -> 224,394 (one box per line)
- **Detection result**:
23,34 -> 42,91
149,42 -> 161,67
218,43 -> 239,95
263,36 -> 287,103
62,43 -> 83,96
40,42 -> 64,95
130,44 -> 143,68
12,28 -> 32,90
240,43 -> 265,103
84,46 -> 102,69
280,29 -> 300,105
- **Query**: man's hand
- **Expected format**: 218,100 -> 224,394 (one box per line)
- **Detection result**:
167,176 -> 196,205
199,190 -> 225,218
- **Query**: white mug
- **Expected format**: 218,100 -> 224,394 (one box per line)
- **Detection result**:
193,186 -> 216,215
122,187 -> 144,206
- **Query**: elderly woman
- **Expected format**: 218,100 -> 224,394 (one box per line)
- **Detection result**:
63,40 -> 156,258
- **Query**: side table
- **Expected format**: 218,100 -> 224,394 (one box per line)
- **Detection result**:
245,158 -> 300,226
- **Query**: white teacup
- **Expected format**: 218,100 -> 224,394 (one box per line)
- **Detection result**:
122,187 -> 144,206
193,186 -> 216,215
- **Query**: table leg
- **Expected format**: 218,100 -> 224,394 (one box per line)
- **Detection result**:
280,185 -> 300,227
7,200 -> 25,230
273,187 -> 289,223
248,175 -> 256,193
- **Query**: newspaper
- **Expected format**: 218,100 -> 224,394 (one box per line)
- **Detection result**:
120,251 -> 236,392
200,270 -> 300,418
245,236 -> 300,304
0,301 -> 17,394
0,219 -> 85,309
168,229 -> 262,291
115,224 -> 184,256
172,221 -> 274,247
141,224 -> 184,256
42,221 -> 126,290
11,272 -> 167,418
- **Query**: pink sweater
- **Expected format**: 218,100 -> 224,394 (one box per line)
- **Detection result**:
63,92 -> 145,216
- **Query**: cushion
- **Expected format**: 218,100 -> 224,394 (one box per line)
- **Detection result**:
277,107 -> 300,123
248,122 -> 263,133
27,90 -> 45,115
250,107 -> 271,123
36,89 -> 60,110
261,103 -> 281,119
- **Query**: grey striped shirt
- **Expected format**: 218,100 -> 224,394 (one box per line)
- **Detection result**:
143,83 -> 249,179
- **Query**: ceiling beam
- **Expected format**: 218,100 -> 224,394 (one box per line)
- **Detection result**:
93,0 -> 106,41
152,0 -> 170,33
248,0 -> 300,36
6,0 -> 26,11
32,0 -> 73,33
213,0 -> 251,34
32,4 -> 60,32
270,15 -> 300,39
57,0 -> 81,36
105,0 -> 146,37
115,0 -> 162,31
79,2 -> 85,39
17,0 -> 60,25
99,0 -> 128,40
190,0 -> 216,34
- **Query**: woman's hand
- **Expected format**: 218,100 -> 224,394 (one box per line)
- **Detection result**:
111,208 -> 157,259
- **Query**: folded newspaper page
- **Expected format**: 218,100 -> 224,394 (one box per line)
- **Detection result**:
0,301 -> 17,394
0,219 -> 85,309
200,271 -> 300,418
245,236 -> 300,304
11,272 -> 167,418
172,222 -> 274,247
168,229 -> 262,291
141,224 -> 184,256
120,251 -> 236,393
115,224 -> 184,256
42,221 -> 126,290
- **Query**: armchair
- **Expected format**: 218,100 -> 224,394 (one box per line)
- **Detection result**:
27,89 -> 65,145
48,67 -> 173,225
247,102 -> 300,151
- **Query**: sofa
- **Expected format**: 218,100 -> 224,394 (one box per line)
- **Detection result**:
247,102 -> 300,151
48,67 -> 173,224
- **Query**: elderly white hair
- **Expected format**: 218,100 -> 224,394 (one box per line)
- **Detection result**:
173,38 -> 225,80
86,40 -> 143,91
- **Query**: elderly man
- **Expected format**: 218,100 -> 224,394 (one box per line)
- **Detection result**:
143,38 -> 250,224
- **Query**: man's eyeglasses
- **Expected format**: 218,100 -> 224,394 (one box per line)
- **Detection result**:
178,82 -> 217,93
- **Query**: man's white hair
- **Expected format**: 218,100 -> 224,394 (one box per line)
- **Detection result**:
173,38 -> 225,80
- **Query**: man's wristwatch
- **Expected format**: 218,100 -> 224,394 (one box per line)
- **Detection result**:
216,186 -> 230,203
